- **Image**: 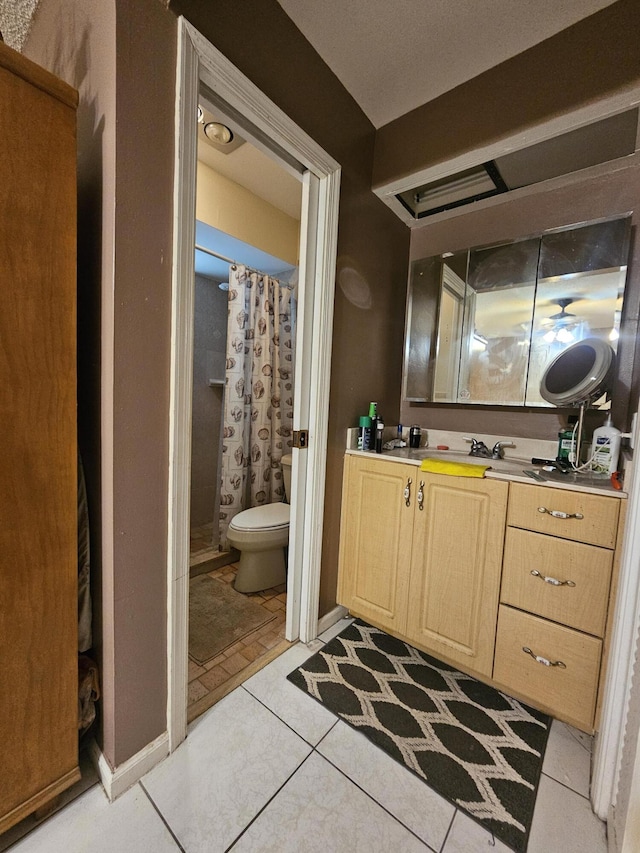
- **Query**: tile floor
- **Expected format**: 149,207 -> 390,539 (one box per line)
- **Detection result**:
187,563 -> 288,718
187,522 -> 288,719
8,618 -> 608,853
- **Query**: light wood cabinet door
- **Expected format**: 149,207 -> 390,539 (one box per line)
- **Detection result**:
406,474 -> 508,677
337,455 -> 414,634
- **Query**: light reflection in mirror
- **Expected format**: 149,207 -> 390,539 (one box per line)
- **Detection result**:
404,216 -> 631,407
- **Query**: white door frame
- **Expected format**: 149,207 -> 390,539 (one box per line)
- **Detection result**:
167,17 -> 341,749
592,410 -> 640,823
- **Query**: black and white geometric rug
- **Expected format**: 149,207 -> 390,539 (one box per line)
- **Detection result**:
287,619 -> 550,853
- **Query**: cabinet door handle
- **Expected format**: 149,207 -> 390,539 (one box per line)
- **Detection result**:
522,646 -> 566,668
530,570 -> 576,588
404,478 -> 412,507
417,480 -> 424,511
537,506 -> 584,520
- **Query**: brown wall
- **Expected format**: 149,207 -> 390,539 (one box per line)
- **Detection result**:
25,0 -> 177,765
170,0 -> 410,617
403,158 -> 640,441
110,1 -> 176,764
373,0 -> 640,189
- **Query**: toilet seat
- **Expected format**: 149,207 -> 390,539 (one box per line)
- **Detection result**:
229,502 -> 290,532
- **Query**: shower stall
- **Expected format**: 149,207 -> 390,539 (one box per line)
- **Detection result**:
189,244 -> 297,570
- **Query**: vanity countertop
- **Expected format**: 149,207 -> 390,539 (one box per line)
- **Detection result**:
345,447 -> 627,498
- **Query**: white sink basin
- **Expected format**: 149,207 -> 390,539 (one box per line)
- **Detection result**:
383,447 -> 529,474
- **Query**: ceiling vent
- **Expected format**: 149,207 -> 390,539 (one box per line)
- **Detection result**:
396,109 -> 639,219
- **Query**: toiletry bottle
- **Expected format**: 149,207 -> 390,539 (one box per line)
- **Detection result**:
557,416 -> 578,462
591,414 -> 621,475
369,402 -> 379,447
375,417 -> 385,453
358,416 -> 372,451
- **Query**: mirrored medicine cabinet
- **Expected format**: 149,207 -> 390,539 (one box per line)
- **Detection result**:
403,216 -> 631,407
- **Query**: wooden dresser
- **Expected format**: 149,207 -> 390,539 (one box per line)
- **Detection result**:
0,43 -> 80,833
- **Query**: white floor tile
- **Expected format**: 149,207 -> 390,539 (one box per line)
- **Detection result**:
527,774 -> 606,853
229,751 -> 429,852
242,641 -> 337,744
8,783 -> 179,853
442,810 -> 512,853
142,687 -> 311,852
317,720 -> 454,849
542,720 -> 592,798
317,616 -> 354,644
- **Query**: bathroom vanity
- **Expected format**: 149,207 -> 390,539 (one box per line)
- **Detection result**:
337,451 -> 626,732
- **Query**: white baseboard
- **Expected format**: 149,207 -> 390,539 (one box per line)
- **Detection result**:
88,732 -> 170,801
317,605 -> 349,637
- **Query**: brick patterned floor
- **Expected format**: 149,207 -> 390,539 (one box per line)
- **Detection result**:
187,560 -> 287,715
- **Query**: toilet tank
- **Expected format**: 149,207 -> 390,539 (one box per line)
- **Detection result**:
281,454 -> 293,502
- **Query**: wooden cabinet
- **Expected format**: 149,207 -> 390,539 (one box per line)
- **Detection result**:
406,474 -> 508,676
494,483 -> 622,731
337,455 -> 508,675
337,456 -> 413,635
337,454 -> 626,733
0,44 -> 79,833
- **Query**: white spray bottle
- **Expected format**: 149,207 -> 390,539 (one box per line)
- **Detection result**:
591,414 -> 621,475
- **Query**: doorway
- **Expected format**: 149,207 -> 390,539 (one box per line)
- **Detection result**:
187,120 -> 303,717
168,18 -> 341,749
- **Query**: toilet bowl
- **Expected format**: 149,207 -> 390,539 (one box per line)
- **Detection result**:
228,454 -> 292,593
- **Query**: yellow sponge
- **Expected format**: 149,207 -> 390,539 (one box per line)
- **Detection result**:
419,458 -> 489,478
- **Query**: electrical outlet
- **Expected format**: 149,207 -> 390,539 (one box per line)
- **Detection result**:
631,412 -> 637,450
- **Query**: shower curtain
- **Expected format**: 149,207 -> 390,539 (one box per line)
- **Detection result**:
219,265 -> 295,548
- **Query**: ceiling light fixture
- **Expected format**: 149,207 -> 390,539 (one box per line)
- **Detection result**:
204,121 -> 234,145
542,298 -> 578,344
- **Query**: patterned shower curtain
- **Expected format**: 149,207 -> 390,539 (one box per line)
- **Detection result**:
219,265 -> 295,548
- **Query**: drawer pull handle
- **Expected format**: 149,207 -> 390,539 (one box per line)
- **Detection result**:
537,506 -> 584,520
522,646 -> 567,668
404,478 -> 412,507
530,570 -> 576,588
417,481 -> 425,511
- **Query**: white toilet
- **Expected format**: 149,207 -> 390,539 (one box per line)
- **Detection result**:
227,454 -> 293,593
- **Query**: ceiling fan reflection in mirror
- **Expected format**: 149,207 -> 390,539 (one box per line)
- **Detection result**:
541,298 -> 579,344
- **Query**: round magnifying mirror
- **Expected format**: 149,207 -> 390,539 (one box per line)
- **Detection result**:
540,338 -> 615,406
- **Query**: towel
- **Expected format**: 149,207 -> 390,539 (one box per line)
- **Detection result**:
420,458 -> 489,477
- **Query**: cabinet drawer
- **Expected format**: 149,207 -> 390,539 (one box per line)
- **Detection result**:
507,482 -> 619,548
494,605 -> 602,731
501,528 -> 613,636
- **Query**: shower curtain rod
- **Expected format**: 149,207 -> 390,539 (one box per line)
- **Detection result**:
194,243 -> 294,285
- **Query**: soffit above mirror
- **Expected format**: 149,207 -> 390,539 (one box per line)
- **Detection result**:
396,110 -> 639,220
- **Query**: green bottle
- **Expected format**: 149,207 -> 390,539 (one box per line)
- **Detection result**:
557,416 -> 578,462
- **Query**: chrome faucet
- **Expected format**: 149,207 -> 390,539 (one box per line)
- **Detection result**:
465,437 -> 492,458
491,440 -> 514,460
465,437 -> 515,460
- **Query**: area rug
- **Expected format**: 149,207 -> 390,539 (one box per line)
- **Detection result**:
189,575 -> 276,665
287,619 -> 550,853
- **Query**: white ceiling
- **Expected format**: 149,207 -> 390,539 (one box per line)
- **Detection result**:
276,0 -> 619,128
